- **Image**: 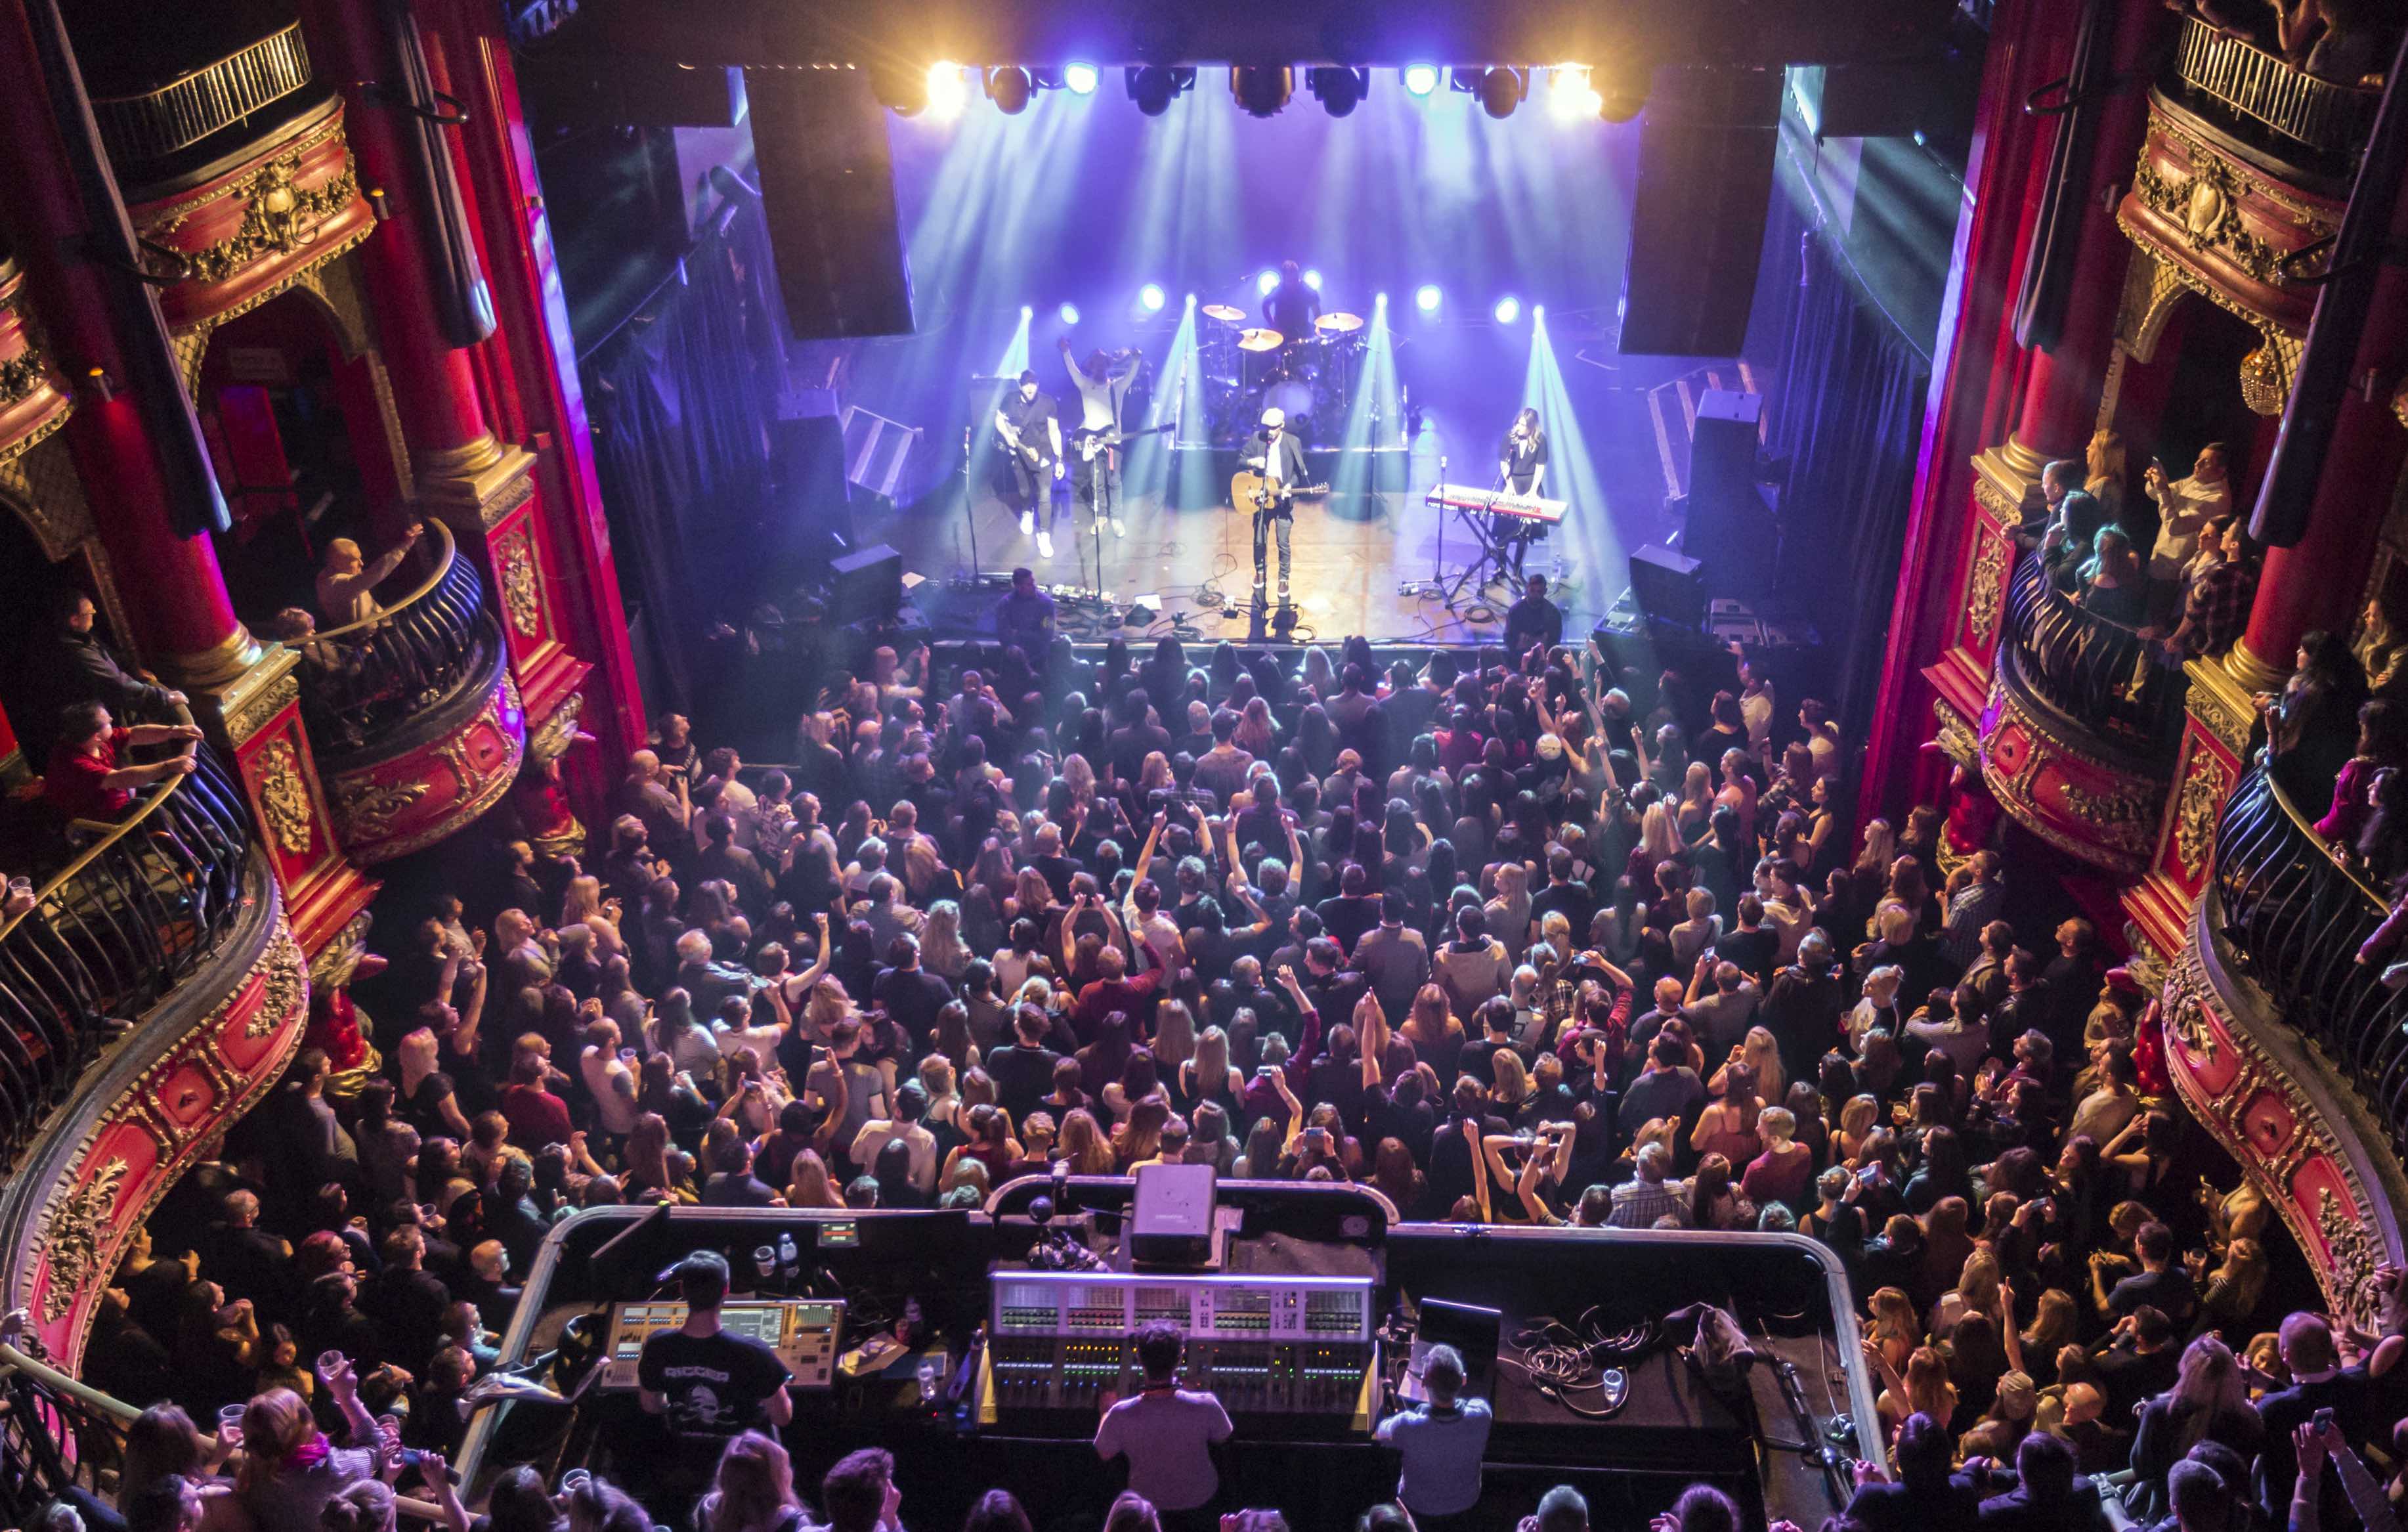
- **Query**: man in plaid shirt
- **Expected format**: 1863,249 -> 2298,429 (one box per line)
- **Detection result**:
2161,516 -> 2254,661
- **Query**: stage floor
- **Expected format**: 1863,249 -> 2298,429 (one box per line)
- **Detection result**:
845,356 -> 1759,649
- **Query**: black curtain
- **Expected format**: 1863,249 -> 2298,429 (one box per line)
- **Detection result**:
588,195 -> 792,711
1757,188 -> 1933,735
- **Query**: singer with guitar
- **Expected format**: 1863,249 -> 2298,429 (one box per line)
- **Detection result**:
1495,407 -> 1551,581
1059,338 -> 1144,538
1236,406 -> 1311,605
994,370 -> 1065,559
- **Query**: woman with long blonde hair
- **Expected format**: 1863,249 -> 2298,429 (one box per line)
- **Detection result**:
1235,697 -> 1278,756
1853,818 -> 1898,889
785,1149 -> 845,1210
1150,999 -> 1199,1076
1866,1287 -> 1920,1373
1182,1026 -> 1243,1115
1490,1050 -> 1534,1117
2085,427 -> 2128,525
1838,1095 -> 1881,1163
920,900 -> 971,981
1055,1108 -> 1116,1175
1709,1026 -> 1784,1108
700,1432 -> 806,1532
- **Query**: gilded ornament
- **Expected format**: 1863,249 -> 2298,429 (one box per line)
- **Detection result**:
2132,144 -> 2287,287
2057,779 -> 2158,856
308,910 -> 377,989
39,1158 -> 129,1323
1966,529 -> 2009,647
165,152 -> 359,287
2161,942 -> 2221,1066
2317,1187 -> 2388,1330
223,670 -> 300,747
498,532 -> 542,639
255,739 -> 314,855
247,922 -> 309,1039
530,691 -> 586,764
332,776 -> 430,843
0,346 -> 45,406
2176,748 -> 2235,881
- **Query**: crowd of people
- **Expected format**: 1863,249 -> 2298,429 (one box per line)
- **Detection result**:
61,621 -> 2408,1532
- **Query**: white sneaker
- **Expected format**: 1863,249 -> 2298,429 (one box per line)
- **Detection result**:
1111,517 -> 1126,538
1019,510 -> 1035,538
1037,531 -> 1055,559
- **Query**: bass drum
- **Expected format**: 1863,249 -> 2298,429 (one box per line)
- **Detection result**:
1262,378 -> 1316,439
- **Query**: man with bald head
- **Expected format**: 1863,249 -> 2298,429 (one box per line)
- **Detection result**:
316,522 -> 423,626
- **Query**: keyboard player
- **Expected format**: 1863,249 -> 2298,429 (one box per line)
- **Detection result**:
1496,408 -> 1551,580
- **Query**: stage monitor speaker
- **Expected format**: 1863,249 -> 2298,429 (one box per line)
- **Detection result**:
1689,390 -> 1761,513
829,544 -> 903,626
746,70 -> 914,339
1629,543 -> 1706,630
840,405 -> 925,502
1130,1163 -> 1217,1267
1618,70 -> 1781,358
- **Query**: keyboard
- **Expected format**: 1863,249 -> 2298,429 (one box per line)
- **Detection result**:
1423,485 -> 1568,523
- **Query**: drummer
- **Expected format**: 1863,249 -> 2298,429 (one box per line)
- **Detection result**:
1262,261 -> 1322,350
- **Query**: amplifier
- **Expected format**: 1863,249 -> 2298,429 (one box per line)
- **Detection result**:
599,1299 -> 846,1391
983,1272 -> 1377,1426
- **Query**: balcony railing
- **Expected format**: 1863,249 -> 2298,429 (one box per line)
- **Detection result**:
2166,15 -> 2380,172
2214,759 -> 2408,1163
295,519 -> 496,750
2002,550 -> 2189,755
0,720 -> 253,1169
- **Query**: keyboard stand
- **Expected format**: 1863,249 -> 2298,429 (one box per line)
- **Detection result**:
1436,492 -> 1513,608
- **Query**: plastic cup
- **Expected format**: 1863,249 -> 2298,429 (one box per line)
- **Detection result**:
317,1347 -> 346,1378
217,1403 -> 245,1445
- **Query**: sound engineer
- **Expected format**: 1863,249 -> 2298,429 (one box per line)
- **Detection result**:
1094,1322 -> 1233,1529
1374,1343 -> 1492,1525
637,1253 -> 794,1497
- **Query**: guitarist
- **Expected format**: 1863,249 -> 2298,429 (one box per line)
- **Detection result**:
1240,406 -> 1310,606
994,370 -> 1064,559
1058,337 -> 1142,539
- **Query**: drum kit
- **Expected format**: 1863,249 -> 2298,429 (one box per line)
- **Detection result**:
1199,300 -> 1367,447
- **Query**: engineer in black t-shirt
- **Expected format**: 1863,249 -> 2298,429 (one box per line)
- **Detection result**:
638,1251 -> 793,1455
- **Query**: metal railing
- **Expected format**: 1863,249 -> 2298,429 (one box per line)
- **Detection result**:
2168,15 -> 2380,165
2214,759 -> 2408,1163
0,717 -> 252,1170
0,1332 -> 445,1527
293,520 -> 496,750
2002,550 -> 2189,755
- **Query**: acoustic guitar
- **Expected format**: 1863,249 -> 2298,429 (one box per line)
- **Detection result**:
1230,471 -> 1329,513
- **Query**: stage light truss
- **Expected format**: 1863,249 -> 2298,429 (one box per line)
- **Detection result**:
882,56 -> 1623,123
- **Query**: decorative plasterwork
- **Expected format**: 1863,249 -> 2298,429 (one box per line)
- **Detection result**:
255,739 -> 314,854
529,690 -> 586,765
1966,523 -> 2010,649
496,528 -> 542,639
223,669 -> 301,748
35,1158 -> 129,1323
2130,144 -> 2286,287
1980,668 -> 2167,878
2162,922 -> 2403,1329
2186,664 -> 2257,756
2176,746 -> 2236,883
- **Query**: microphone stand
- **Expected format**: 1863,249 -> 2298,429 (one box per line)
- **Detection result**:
959,426 -> 978,582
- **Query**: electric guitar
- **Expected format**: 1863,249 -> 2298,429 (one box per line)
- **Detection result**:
995,419 -> 1049,470
1230,470 -> 1329,513
1071,421 -> 1174,462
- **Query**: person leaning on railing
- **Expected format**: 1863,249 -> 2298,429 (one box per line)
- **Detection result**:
42,700 -> 202,829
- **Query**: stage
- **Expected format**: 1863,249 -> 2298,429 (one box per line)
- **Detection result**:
841,357 -> 1764,649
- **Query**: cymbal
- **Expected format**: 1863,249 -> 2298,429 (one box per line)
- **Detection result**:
1315,312 -> 1365,334
1201,304 -> 1245,322
1237,328 -> 1284,352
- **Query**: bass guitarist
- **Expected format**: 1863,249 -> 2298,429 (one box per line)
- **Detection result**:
1238,406 -> 1310,605
994,369 -> 1064,559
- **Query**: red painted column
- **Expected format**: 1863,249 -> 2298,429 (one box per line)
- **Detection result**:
0,0 -> 258,686
414,0 -> 652,764
2229,175 -> 2408,689
293,0 -> 498,470
2005,0 -> 2170,471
